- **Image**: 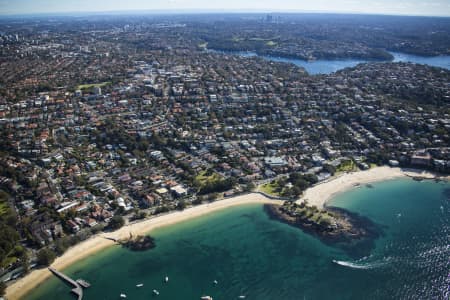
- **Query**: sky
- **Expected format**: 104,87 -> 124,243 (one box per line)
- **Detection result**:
0,0 -> 450,16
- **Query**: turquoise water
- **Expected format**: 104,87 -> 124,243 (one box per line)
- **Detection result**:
210,49 -> 450,74
25,178 -> 450,300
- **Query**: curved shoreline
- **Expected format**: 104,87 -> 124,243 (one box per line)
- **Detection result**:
299,166 -> 449,208
7,167 -> 449,299
6,193 -> 279,300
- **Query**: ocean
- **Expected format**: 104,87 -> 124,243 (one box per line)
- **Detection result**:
24,178 -> 450,300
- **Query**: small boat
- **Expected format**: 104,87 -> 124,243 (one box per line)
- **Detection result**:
76,279 -> 91,288
136,283 -> 144,287
120,294 -> 127,298
153,289 -> 160,295
213,280 -> 218,285
201,296 -> 213,300
165,276 -> 169,282
238,296 -> 246,299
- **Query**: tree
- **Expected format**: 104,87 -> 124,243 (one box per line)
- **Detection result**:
192,198 -> 203,205
154,206 -> 170,215
37,248 -> 56,266
322,164 -> 336,175
293,178 -> 309,191
291,186 -> 302,197
133,211 -> 147,220
207,193 -> 218,202
176,200 -> 186,210
108,215 -> 125,230
90,224 -> 105,234
319,218 -> 332,227
0,281 -> 5,296
243,182 -> 255,192
21,250 -> 30,274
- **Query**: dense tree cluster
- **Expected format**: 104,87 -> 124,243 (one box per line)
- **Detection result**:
0,190 -> 22,270
107,215 -> 125,230
281,173 -> 319,198
197,177 -> 237,195
36,248 -> 56,266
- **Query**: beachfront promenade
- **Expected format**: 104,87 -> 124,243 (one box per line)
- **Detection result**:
48,267 -> 83,300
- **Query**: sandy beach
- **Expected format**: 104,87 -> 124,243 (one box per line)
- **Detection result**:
300,166 -> 447,208
6,167 -> 448,299
6,193 -> 279,300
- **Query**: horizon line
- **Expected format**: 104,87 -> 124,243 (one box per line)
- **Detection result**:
1,9 -> 450,19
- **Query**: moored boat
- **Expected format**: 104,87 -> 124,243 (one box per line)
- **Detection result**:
76,279 -> 91,288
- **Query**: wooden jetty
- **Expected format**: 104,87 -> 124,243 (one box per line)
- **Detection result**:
48,267 -> 86,300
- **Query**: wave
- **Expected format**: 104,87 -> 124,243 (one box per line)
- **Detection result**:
418,244 -> 449,258
332,259 -> 388,269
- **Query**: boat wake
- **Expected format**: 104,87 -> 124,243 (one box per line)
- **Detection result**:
332,259 -> 388,269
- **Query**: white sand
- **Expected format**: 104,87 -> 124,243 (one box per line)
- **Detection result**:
299,166 -> 446,208
6,193 -> 279,300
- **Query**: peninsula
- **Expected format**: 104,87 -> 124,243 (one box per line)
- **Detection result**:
264,201 -> 382,252
0,12 -> 449,300
6,166 -> 448,299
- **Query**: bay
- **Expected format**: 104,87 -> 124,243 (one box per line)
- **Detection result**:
209,49 -> 450,74
24,178 -> 450,300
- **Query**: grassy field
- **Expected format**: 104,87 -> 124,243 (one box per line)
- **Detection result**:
336,160 -> 357,173
266,41 -> 277,46
260,181 -> 282,196
283,202 -> 335,226
0,202 -> 8,216
0,190 -> 9,216
2,256 -> 17,267
77,81 -> 111,90
310,210 -> 334,224
195,170 -> 223,186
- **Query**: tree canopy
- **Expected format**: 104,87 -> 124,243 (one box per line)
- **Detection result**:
36,248 -> 56,266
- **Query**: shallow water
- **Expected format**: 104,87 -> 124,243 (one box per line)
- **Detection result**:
25,178 -> 450,300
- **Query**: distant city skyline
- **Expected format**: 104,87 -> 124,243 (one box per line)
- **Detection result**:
1,0 -> 450,17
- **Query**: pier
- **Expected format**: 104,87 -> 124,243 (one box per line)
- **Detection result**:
48,267 -> 84,300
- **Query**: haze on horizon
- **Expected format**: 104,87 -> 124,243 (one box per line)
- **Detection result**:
0,0 -> 450,17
